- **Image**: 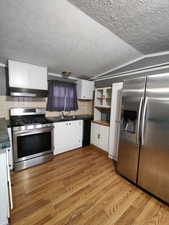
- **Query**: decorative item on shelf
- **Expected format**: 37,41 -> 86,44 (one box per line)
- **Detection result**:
62,72 -> 72,78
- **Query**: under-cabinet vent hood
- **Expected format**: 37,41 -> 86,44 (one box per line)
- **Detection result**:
8,60 -> 48,97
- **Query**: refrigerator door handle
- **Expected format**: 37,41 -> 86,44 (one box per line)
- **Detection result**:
136,97 -> 144,146
141,97 -> 147,146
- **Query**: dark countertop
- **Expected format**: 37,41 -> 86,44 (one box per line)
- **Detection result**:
46,114 -> 93,123
7,114 -> 93,127
0,118 -> 10,149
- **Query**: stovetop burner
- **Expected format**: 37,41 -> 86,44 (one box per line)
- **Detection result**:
10,115 -> 52,127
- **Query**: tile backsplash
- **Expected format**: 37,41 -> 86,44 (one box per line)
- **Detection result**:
0,96 -> 93,119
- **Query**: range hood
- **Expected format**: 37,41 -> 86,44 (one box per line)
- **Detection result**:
8,87 -> 48,97
8,60 -> 48,97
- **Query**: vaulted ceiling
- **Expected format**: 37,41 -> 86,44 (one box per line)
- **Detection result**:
0,0 -> 168,79
69,0 -> 169,54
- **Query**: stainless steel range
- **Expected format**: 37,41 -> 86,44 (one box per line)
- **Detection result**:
10,108 -> 54,171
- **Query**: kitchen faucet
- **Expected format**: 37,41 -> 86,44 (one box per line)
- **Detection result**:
61,111 -> 65,119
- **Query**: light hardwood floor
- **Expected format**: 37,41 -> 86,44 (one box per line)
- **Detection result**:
11,145 -> 169,225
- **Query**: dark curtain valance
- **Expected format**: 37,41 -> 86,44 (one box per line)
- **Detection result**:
47,80 -> 78,112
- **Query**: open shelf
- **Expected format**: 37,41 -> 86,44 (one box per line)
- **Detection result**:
94,87 -> 112,126
95,106 -> 111,109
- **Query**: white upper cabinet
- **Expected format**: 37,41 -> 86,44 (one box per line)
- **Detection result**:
95,87 -> 112,108
77,80 -> 94,100
8,60 -> 48,90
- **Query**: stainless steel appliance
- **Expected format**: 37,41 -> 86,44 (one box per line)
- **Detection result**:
117,73 -> 169,204
10,108 -> 54,171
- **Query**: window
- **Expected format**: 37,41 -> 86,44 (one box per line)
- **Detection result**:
47,80 -> 78,111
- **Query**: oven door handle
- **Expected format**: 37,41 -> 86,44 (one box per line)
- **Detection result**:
15,127 -> 54,137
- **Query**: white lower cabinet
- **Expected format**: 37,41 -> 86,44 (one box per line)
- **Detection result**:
0,149 -> 12,225
91,122 -> 109,152
7,128 -> 13,170
54,120 -> 83,155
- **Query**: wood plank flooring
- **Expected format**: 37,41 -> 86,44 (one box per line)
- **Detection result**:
11,145 -> 169,225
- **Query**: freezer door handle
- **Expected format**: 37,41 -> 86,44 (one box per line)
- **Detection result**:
136,97 -> 144,146
141,97 -> 147,146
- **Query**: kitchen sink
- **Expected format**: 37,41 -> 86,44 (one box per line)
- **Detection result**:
46,115 -> 77,122
60,115 -> 76,121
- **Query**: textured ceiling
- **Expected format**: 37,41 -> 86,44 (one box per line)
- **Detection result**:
69,0 -> 169,54
0,0 -> 142,78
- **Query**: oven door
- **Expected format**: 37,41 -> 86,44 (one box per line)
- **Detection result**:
13,127 -> 54,163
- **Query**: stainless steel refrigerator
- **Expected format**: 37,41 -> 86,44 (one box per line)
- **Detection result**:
117,73 -> 169,203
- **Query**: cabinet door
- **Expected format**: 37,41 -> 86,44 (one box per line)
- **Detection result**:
6,150 -> 13,210
28,65 -> 47,90
68,120 -> 83,149
77,80 -> 94,100
99,126 -> 109,152
0,150 -> 9,225
90,122 -> 99,146
7,128 -> 13,170
8,60 -> 47,90
95,88 -> 104,107
8,60 -> 30,88
82,80 -> 94,99
54,120 -> 83,155
54,122 -> 70,155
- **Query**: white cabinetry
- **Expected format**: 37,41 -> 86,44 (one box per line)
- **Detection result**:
8,60 -> 47,90
109,82 -> 123,161
0,149 -> 12,225
7,128 -> 13,170
91,122 -> 99,147
91,122 -> 109,152
95,87 -> 112,108
91,83 -> 123,156
91,86 -> 112,152
77,80 -> 94,100
54,120 -> 83,155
